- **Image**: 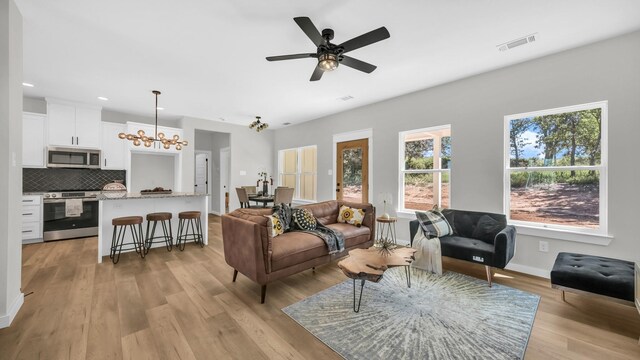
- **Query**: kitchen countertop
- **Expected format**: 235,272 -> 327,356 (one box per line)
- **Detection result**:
97,192 -> 208,200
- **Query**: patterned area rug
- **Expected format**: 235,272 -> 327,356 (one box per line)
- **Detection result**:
283,267 -> 539,360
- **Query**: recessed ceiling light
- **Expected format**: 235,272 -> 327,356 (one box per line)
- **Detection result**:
156,107 -> 164,111
22,82 -> 34,87
97,96 -> 109,101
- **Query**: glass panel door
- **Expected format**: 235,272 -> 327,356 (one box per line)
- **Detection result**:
336,138 -> 369,203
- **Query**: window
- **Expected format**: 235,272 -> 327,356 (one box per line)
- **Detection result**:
278,145 -> 317,201
399,125 -> 451,212
504,101 -> 607,233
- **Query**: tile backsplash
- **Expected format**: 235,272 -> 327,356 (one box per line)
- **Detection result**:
23,168 -> 126,192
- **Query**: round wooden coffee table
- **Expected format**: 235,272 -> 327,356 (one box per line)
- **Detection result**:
337,246 -> 416,312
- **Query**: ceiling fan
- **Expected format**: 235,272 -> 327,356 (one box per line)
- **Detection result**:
266,17 -> 390,81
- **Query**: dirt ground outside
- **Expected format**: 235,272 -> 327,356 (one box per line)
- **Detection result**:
510,183 -> 599,228
347,183 -> 598,229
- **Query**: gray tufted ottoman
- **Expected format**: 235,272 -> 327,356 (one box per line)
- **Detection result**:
550,252 -> 634,305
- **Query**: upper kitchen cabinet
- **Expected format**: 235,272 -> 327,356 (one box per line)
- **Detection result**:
101,122 -> 126,170
22,112 -> 46,168
47,99 -> 102,148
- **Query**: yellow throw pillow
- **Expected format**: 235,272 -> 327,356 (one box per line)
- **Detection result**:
265,214 -> 284,238
337,205 -> 365,227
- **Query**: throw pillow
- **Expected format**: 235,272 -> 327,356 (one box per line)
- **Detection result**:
337,205 -> 365,227
271,203 -> 293,232
264,213 -> 284,238
292,208 -> 317,231
415,210 -> 453,239
472,215 -> 503,243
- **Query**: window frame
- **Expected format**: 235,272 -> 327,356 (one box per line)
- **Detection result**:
398,125 -> 452,214
503,100 -> 608,236
278,145 -> 317,202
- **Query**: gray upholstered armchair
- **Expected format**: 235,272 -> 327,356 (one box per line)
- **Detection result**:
410,209 -> 516,286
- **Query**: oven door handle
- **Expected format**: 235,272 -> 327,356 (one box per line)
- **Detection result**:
44,198 -> 98,204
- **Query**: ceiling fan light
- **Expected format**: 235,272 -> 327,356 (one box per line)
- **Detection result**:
319,53 -> 338,71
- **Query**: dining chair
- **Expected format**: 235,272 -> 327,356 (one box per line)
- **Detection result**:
274,187 -> 294,207
236,187 -> 260,209
242,186 -> 259,206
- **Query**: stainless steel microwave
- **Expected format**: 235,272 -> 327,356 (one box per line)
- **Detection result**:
47,147 -> 101,169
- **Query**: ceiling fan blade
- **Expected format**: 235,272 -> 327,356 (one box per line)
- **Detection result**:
294,17 -> 324,47
339,27 -> 390,53
266,53 -> 317,61
340,56 -> 377,73
310,66 -> 324,81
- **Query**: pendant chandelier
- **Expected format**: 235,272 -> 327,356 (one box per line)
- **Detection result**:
118,90 -> 188,150
249,116 -> 269,132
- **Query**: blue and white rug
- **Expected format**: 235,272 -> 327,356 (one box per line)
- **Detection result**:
283,267 -> 539,360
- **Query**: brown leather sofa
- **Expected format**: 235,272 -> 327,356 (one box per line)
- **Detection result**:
222,200 -> 375,303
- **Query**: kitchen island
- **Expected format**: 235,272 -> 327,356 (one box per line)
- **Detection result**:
97,192 -> 209,263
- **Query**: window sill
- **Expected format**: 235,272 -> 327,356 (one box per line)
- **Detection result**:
395,210 -> 418,220
291,199 -> 317,205
513,224 -> 613,246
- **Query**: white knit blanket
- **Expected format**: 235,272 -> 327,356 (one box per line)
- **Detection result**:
411,230 -> 443,275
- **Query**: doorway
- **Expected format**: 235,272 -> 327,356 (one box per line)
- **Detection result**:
193,130 -> 231,215
220,147 -> 230,214
194,151 -> 211,211
336,138 -> 369,203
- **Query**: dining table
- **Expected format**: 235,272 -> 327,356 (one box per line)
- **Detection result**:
248,194 -> 275,208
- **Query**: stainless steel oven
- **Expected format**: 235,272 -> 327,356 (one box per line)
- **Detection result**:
43,191 -> 100,241
47,147 -> 101,169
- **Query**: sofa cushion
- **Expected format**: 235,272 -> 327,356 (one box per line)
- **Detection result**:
271,232 -> 328,271
550,252 -> 634,301
337,205 -> 365,226
472,215 -> 502,243
326,223 -> 371,248
447,210 -> 507,242
301,201 -> 340,225
440,236 -> 495,265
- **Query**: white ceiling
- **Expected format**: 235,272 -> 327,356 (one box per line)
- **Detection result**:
16,0 -> 640,128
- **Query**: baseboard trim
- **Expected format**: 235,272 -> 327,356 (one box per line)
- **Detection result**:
0,292 -> 24,329
505,263 -> 550,279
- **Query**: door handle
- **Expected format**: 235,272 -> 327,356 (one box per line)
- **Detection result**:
336,189 -> 340,192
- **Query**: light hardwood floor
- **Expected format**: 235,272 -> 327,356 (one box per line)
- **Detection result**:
1,215 -> 639,359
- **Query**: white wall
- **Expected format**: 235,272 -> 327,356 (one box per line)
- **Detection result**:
129,153 -> 176,192
273,31 -> 640,276
0,0 -> 23,328
179,117 -> 273,211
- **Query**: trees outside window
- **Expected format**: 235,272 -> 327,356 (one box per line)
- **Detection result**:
505,101 -> 607,232
399,126 -> 451,211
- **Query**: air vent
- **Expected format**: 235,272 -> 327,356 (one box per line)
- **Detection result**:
497,33 -> 537,52
338,95 -> 354,101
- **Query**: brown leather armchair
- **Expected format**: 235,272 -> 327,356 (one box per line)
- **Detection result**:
222,200 -> 375,303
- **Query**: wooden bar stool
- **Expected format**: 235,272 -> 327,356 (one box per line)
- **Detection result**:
176,211 -> 204,251
110,216 -> 144,264
144,212 -> 173,254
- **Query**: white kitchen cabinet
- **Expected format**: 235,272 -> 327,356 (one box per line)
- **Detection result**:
47,99 -> 101,148
22,195 -> 43,244
101,122 -> 127,170
22,112 -> 46,168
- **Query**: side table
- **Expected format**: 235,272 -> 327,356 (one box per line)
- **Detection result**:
375,216 -> 397,247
